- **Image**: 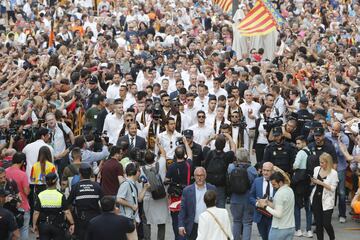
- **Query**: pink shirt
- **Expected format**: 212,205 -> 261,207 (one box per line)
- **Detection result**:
5,166 -> 30,211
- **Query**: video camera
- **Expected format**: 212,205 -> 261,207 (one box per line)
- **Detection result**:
263,116 -> 283,132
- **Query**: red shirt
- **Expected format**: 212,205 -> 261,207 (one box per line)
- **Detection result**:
5,166 -> 30,211
101,158 -> 124,196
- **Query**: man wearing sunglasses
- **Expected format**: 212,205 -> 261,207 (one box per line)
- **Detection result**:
189,111 -> 214,148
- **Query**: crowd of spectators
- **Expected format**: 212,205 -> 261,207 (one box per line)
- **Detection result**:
1,0 -> 360,239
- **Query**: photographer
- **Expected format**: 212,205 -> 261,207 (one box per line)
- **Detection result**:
1,165 -> 27,237
254,106 -> 271,163
5,153 -> 31,239
165,136 -> 193,240
0,188 -> 20,240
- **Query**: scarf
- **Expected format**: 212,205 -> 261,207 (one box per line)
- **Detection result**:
147,120 -> 166,150
213,117 -> 225,134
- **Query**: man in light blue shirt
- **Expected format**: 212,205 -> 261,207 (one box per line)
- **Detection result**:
325,122 -> 349,223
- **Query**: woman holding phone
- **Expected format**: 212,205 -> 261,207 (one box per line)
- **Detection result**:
310,153 -> 339,240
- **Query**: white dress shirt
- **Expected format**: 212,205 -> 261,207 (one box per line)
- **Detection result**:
103,113 -> 124,145
158,131 -> 182,159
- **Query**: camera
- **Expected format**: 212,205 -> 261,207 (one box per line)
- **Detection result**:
152,104 -> 162,120
264,117 -> 283,132
176,137 -> 184,146
129,148 -> 146,165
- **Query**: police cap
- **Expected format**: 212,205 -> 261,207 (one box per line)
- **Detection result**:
45,173 -> 58,185
272,126 -> 283,136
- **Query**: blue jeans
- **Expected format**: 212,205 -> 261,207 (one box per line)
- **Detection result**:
268,227 -> 295,240
215,186 -> 226,208
294,197 -> 312,231
337,169 -> 346,218
230,203 -> 254,240
20,211 -> 30,240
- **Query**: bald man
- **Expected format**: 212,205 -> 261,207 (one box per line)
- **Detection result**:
178,167 -> 216,240
249,162 -> 274,240
325,122 -> 349,223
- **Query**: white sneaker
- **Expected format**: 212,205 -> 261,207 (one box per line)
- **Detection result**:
294,230 -> 303,237
305,230 -> 313,238
339,217 -> 346,223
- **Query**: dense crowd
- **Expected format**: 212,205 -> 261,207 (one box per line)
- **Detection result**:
1,0 -> 360,240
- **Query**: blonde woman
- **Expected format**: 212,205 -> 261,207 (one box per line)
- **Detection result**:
310,153 -> 338,240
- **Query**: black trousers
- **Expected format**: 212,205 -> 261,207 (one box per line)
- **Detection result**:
255,143 -> 267,163
38,222 -> 65,240
312,194 -> 335,240
188,223 -> 198,240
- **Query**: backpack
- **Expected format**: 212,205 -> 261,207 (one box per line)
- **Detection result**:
304,149 -> 316,177
58,123 -> 71,147
292,149 -> 312,184
68,164 -> 80,188
206,151 -> 227,186
142,162 -> 166,200
229,163 -> 251,194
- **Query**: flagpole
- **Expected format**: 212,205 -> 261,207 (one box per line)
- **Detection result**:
232,0 -> 238,17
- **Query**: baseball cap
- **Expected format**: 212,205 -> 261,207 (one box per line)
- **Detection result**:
315,108 -> 327,118
89,75 -> 98,84
182,129 -> 193,138
272,126 -> 283,136
313,127 -> 325,136
299,96 -> 308,104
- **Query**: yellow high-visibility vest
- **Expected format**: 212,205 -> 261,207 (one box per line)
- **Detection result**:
38,189 -> 63,209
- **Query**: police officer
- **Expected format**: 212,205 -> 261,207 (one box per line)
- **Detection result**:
32,173 -> 75,239
183,129 -> 203,168
307,127 -> 338,171
262,126 -> 296,174
295,96 -> 313,137
68,163 -> 103,240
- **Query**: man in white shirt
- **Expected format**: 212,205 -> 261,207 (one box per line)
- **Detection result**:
158,117 -> 182,160
206,105 -> 230,135
106,73 -> 121,99
119,85 -> 136,111
209,78 -> 227,98
103,99 -> 125,145
184,93 -> 199,127
194,84 -> 209,111
271,85 -> 286,118
189,110 -> 214,147
205,96 -> 217,124
240,90 -> 261,150
22,128 -> 54,181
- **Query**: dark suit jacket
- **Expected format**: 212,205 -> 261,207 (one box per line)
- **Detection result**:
116,134 -> 146,149
97,108 -> 109,133
249,176 -> 275,223
197,17 -> 212,31
178,183 -> 216,236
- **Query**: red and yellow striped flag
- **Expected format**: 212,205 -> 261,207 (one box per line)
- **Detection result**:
213,0 -> 232,13
238,0 -> 277,36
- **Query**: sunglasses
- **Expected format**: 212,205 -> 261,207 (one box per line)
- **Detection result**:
163,99 -> 170,102
125,119 -> 133,122
231,115 -> 239,118
197,115 -> 205,118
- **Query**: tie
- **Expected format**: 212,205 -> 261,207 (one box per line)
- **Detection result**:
154,123 -> 158,136
266,180 -> 270,198
130,137 -> 134,149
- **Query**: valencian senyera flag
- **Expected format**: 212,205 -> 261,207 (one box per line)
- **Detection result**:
238,0 -> 285,37
213,0 -> 232,13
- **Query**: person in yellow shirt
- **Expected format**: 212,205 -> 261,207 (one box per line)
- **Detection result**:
30,146 -> 57,195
